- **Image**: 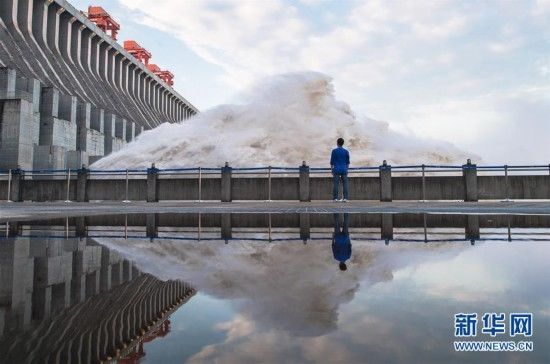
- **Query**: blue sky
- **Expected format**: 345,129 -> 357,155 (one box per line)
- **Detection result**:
71,0 -> 550,163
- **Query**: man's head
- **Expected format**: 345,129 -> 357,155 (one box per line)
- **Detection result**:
337,138 -> 344,147
339,262 -> 347,271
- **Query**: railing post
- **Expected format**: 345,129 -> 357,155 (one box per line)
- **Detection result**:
299,161 -> 310,202
123,169 -> 130,203
198,213 -> 202,240
462,159 -> 478,202
221,213 -> 232,240
75,216 -> 87,237
147,163 -> 159,202
379,160 -> 392,202
6,169 -> 12,202
423,213 -> 428,243
381,214 -> 393,243
504,164 -> 509,201
146,213 -> 158,238
267,166 -> 272,202
421,164 -> 426,202
77,164 -> 90,202
221,162 -> 232,202
466,215 -> 480,243
198,167 -> 202,202
10,166 -> 24,202
64,169 -> 72,202
299,213 -> 310,242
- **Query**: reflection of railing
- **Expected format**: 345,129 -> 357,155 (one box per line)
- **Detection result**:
1,161 -> 549,202
3,231 -> 549,244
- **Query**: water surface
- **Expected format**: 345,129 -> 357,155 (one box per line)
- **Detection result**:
0,213 -> 548,363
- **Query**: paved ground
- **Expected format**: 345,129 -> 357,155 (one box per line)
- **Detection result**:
1,200 -> 550,222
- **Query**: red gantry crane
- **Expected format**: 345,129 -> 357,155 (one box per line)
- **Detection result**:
87,5 -> 175,86
123,40 -> 152,65
147,64 -> 174,86
87,6 -> 120,40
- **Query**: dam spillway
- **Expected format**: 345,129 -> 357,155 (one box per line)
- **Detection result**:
0,0 -> 198,171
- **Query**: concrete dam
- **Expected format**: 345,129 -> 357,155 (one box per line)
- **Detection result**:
0,0 -> 198,171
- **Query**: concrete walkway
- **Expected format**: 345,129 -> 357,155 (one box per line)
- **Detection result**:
1,200 -> 550,222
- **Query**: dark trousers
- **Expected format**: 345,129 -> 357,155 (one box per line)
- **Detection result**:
333,173 -> 349,200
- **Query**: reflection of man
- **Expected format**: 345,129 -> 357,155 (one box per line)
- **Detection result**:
332,213 -> 351,271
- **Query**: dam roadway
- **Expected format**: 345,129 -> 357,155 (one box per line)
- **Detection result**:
2,201 -> 550,222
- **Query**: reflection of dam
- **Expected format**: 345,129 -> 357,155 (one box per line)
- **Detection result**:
0,235 -> 196,363
8,213 -> 550,243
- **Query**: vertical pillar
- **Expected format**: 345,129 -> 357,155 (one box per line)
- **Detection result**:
58,93 -> 77,123
100,247 -> 112,292
221,162 -> 232,202
299,161 -> 310,202
32,286 -> 52,320
10,167 -> 24,202
76,101 -> 91,151
463,159 -> 478,202
123,261 -> 132,282
90,107 -> 104,133
147,163 -> 159,202
71,257 -> 86,305
103,112 -> 115,155
115,118 -> 126,140
379,160 -> 392,202
465,215 -> 480,243
299,213 -> 310,241
111,260 -> 123,286
75,216 -> 87,237
146,213 -> 158,238
85,271 -> 100,298
125,121 -> 135,142
39,87 -> 59,118
77,165 -> 89,202
0,68 -> 16,96
221,213 -> 232,240
381,214 -> 393,243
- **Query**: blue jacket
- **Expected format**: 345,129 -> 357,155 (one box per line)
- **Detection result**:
333,233 -> 351,262
330,147 -> 350,174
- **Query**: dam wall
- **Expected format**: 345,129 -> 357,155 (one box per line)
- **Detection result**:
0,0 -> 198,170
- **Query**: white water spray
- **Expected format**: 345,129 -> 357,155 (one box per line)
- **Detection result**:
93,72 -> 475,169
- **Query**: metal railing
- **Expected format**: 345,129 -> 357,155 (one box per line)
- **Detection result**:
1,163 -> 549,202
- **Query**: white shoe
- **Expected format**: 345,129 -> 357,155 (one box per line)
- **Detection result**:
333,199 -> 339,202
343,199 -> 348,202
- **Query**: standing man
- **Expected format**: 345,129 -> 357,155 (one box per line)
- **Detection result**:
330,137 -> 350,202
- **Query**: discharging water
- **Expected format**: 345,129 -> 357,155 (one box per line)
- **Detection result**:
92,72 -> 476,169
0,213 -> 549,363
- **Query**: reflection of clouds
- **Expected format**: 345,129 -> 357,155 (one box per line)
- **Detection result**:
400,241 -> 550,309
96,235 -> 550,363
96,236 -> 466,337
189,315 -> 355,364
215,314 -> 255,343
